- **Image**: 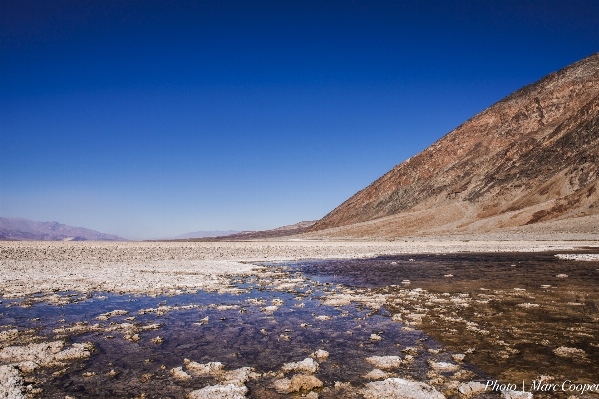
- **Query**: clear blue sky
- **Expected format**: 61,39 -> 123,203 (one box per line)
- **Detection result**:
1,0 -> 598,239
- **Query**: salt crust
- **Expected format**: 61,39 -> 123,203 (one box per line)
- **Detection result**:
186,384 -> 248,399
458,382 -> 486,397
428,361 -> 461,372
553,346 -> 586,358
501,389 -> 533,399
2,240 -> 595,297
365,356 -> 402,370
274,374 -> 323,393
361,378 -> 445,399
0,365 -> 25,399
280,357 -> 319,374
0,341 -> 93,370
363,368 -> 394,380
555,253 -> 599,261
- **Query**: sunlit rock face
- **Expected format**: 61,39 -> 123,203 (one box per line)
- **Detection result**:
310,53 -> 599,238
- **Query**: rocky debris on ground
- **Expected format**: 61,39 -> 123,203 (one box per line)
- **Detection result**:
179,359 -> 260,388
96,309 -> 129,320
361,377 -> 446,399
452,354 -> 466,362
0,329 -> 20,342
186,383 -> 248,399
273,374 -> 323,394
0,365 -> 26,399
365,356 -> 402,370
52,320 -> 163,340
123,333 -> 140,342
184,359 -> 225,376
260,305 -> 279,314
2,241 -> 596,298
458,381 -> 487,397
171,366 -> 192,380
428,361 -> 460,372
0,341 -> 93,371
555,253 -> 599,261
220,367 -> 260,386
553,346 -> 587,359
139,304 -> 201,316
280,357 -> 319,374
322,292 -> 387,310
216,305 -> 240,311
363,368 -> 394,380
370,333 -> 383,341
501,389 -> 533,399
310,349 -> 329,360
174,360 -> 260,398
151,336 -> 164,344
0,328 -> 41,347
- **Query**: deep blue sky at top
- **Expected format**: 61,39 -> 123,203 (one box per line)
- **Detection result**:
1,0 -> 598,239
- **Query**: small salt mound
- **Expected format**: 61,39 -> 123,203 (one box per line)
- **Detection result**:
184,360 -> 225,375
361,378 -> 445,399
273,374 -> 323,393
310,349 -> 329,360
281,358 -> 319,374
363,368 -> 393,380
365,356 -> 402,370
553,346 -> 586,358
428,361 -> 460,372
171,367 -> 191,380
186,383 -> 248,399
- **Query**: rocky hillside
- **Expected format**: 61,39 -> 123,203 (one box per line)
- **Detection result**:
309,53 -> 599,238
172,230 -> 240,239
0,217 -> 126,241
166,221 -> 317,241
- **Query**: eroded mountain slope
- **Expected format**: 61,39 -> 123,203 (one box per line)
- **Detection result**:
310,53 -> 599,237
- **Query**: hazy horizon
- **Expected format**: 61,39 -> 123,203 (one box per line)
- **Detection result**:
2,0 -> 598,239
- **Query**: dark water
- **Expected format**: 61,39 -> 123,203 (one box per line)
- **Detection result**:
289,251 -> 599,389
1,272 -> 481,398
2,251 -> 598,398
289,251 -> 599,292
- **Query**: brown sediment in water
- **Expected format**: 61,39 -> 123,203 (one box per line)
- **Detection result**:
296,251 -> 599,392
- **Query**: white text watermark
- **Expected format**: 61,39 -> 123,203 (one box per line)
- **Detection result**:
485,379 -> 599,395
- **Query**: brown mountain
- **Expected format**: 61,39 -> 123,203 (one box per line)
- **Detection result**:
0,217 -> 126,241
309,53 -> 599,238
163,221 -> 317,241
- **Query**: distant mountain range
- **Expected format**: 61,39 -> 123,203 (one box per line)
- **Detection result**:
172,230 -> 240,239
308,53 -> 599,238
0,217 -> 126,241
165,221 -> 317,241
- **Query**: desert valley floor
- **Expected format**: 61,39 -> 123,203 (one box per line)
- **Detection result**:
1,240 -> 599,399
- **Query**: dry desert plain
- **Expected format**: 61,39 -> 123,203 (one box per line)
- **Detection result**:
1,239 -> 599,399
